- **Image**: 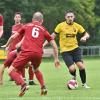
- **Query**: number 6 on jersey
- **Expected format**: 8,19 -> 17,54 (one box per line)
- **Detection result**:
32,27 -> 39,38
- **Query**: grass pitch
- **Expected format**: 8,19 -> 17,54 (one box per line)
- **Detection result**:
0,58 -> 100,100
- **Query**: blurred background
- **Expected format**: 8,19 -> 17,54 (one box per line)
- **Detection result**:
0,0 -> 100,58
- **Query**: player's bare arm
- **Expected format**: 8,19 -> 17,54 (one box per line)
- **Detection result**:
50,40 -> 60,68
80,32 -> 90,42
0,26 -> 3,38
43,32 -> 57,47
1,31 -> 20,48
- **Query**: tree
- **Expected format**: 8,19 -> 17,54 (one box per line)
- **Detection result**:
0,0 -> 100,45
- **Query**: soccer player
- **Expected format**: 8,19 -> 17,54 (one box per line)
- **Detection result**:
44,10 -> 90,88
0,12 -> 35,85
0,12 -> 23,84
4,11 -> 60,96
0,14 -> 3,38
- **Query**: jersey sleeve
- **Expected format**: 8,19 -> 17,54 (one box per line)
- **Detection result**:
0,15 -> 3,26
44,29 -> 53,42
78,24 -> 85,34
54,23 -> 61,34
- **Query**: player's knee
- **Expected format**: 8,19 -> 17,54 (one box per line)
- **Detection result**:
30,64 -> 39,72
1,65 -> 6,70
68,65 -> 75,72
34,68 -> 39,72
76,63 -> 85,70
69,68 -> 76,77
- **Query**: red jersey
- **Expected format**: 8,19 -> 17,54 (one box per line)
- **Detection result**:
8,24 -> 24,52
0,15 -> 3,26
19,21 -> 53,54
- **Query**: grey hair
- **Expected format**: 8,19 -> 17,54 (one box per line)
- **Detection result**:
33,12 -> 43,22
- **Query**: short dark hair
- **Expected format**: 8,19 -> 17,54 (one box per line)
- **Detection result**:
14,12 -> 22,17
65,10 -> 75,15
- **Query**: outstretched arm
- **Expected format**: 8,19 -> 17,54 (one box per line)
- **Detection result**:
1,31 -> 20,48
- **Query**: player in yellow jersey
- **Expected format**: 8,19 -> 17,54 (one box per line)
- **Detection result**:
43,10 -> 90,88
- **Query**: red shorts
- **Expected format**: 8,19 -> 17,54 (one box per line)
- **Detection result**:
12,51 -> 42,71
4,50 -> 17,67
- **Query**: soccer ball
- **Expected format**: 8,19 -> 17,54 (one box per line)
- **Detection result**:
67,79 -> 78,90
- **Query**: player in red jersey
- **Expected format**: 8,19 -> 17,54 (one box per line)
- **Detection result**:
0,12 -> 35,85
0,12 -> 23,84
10,13 -> 35,85
4,11 -> 60,96
0,14 -> 3,38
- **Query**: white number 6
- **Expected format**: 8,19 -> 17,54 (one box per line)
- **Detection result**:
32,27 -> 39,38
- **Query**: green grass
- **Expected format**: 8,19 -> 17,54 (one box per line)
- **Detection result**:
0,58 -> 100,100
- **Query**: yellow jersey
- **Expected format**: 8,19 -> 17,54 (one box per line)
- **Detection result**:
54,21 -> 85,52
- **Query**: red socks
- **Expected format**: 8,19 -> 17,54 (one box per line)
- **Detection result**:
28,66 -> 34,80
35,70 -> 44,88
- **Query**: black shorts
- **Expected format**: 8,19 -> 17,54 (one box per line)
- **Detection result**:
61,47 -> 83,67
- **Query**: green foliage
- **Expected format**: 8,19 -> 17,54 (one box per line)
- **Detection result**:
0,0 -> 100,45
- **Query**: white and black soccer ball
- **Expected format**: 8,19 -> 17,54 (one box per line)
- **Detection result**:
67,79 -> 78,90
